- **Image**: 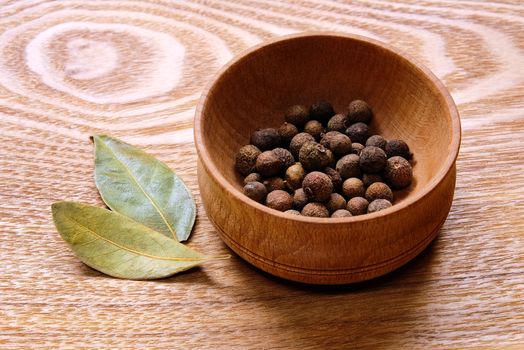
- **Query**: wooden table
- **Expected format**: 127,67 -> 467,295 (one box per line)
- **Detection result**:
1,1 -> 523,348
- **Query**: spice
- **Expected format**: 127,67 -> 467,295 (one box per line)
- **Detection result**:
285,209 -> 301,216
362,173 -> 383,188
359,146 -> 387,173
351,142 -> 364,155
302,171 -> 333,202
256,151 -> 281,177
331,209 -> 352,218
323,167 -> 342,191
299,141 -> 331,171
293,188 -> 309,210
272,147 -> 295,169
263,177 -> 286,192
385,139 -> 411,159
325,193 -> 347,213
310,100 -> 334,123
365,182 -> 394,203
289,132 -> 315,158
301,202 -> 330,217
244,173 -> 262,184
250,128 -> 281,151
320,131 -> 352,157
243,181 -> 267,203
304,120 -> 324,140
285,104 -> 309,126
347,99 -> 373,124
347,197 -> 369,216
266,190 -> 293,212
285,163 -> 306,190
366,135 -> 387,150
345,122 -> 369,144
342,177 -> 365,199
384,156 -> 413,189
278,122 -> 299,146
367,199 -> 392,213
327,114 -> 348,132
235,145 -> 261,176
336,154 -> 361,179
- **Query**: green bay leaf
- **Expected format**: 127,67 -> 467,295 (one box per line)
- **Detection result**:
52,201 -> 204,280
93,135 -> 195,242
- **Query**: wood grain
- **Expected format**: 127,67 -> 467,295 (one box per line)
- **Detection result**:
0,0 -> 523,348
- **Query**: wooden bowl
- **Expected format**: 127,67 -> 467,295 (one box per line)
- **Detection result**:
194,33 -> 461,284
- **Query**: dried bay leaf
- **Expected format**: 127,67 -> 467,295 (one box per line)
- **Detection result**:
93,135 -> 195,242
52,201 -> 205,280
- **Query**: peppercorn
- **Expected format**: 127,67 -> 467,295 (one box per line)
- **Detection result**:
244,172 -> 262,184
345,122 -> 369,144
351,142 -> 364,155
366,135 -> 387,150
263,177 -> 286,192
327,113 -> 348,132
285,209 -> 301,216
362,173 -> 383,188
289,132 -> 315,158
235,145 -> 261,176
250,128 -> 281,151
323,167 -> 342,191
266,190 -> 293,212
347,197 -> 369,216
359,146 -> 387,173
302,171 -> 333,202
336,154 -> 361,179
320,131 -> 352,157
304,120 -> 324,140
278,122 -> 299,146
367,199 -> 392,213
272,147 -> 295,170
285,104 -> 309,126
385,139 -> 412,159
301,202 -> 330,217
293,188 -> 309,210
299,141 -> 331,171
243,181 -> 267,203
342,177 -> 365,199
347,99 -> 373,124
365,182 -> 394,203
384,156 -> 413,189
331,209 -> 352,218
285,163 -> 306,190
310,100 -> 334,124
256,151 -> 281,177
325,193 -> 347,213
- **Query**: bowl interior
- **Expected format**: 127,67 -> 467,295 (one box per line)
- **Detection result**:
198,34 -> 457,206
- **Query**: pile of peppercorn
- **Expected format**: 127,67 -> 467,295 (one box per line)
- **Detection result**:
235,100 -> 413,218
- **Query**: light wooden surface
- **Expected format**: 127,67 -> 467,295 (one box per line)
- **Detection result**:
0,0 -> 523,348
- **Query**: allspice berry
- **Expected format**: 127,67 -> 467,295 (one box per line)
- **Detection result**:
243,181 -> 267,203
366,135 -> 387,150
235,145 -> 261,176
336,154 -> 361,179
351,142 -> 364,155
320,131 -> 352,157
266,190 -> 293,212
293,188 -> 309,210
244,173 -> 261,184
384,156 -> 413,189
323,167 -> 343,191
385,139 -> 412,159
325,193 -> 347,213
299,141 -> 331,171
250,128 -> 281,151
362,173 -> 383,188
278,122 -> 299,146
359,146 -> 387,173
331,209 -> 352,218
327,113 -> 348,132
285,209 -> 301,216
345,122 -> 369,144
304,120 -> 324,140
347,99 -> 373,124
272,147 -> 295,169
263,177 -> 286,192
289,132 -> 315,158
347,197 -> 369,216
310,100 -> 335,124
285,163 -> 306,190
285,104 -> 309,126
365,182 -> 394,203
342,177 -> 365,199
301,202 -> 330,218
302,171 -> 333,202
368,199 -> 392,213
256,151 -> 281,177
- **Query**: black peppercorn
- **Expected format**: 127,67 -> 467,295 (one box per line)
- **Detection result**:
250,128 -> 281,151
299,141 -> 331,171
327,113 -> 348,132
304,120 -> 324,140
243,181 -> 267,203
347,197 -> 369,216
347,99 -> 373,124
384,156 -> 413,189
336,154 -> 361,179
366,135 -> 387,150
310,100 -> 334,124
278,122 -> 299,146
345,122 -> 369,144
266,190 -> 294,212
301,202 -> 330,217
385,139 -> 412,159
289,132 -> 315,158
365,182 -> 394,203
285,104 -> 309,126
302,171 -> 333,202
320,131 -> 352,157
256,151 -> 281,177
235,145 -> 261,176
367,199 -> 392,213
359,146 -> 387,173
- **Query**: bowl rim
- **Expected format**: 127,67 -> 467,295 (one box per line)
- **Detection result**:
194,31 -> 461,224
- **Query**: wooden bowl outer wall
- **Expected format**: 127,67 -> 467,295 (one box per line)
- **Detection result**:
194,33 -> 461,284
